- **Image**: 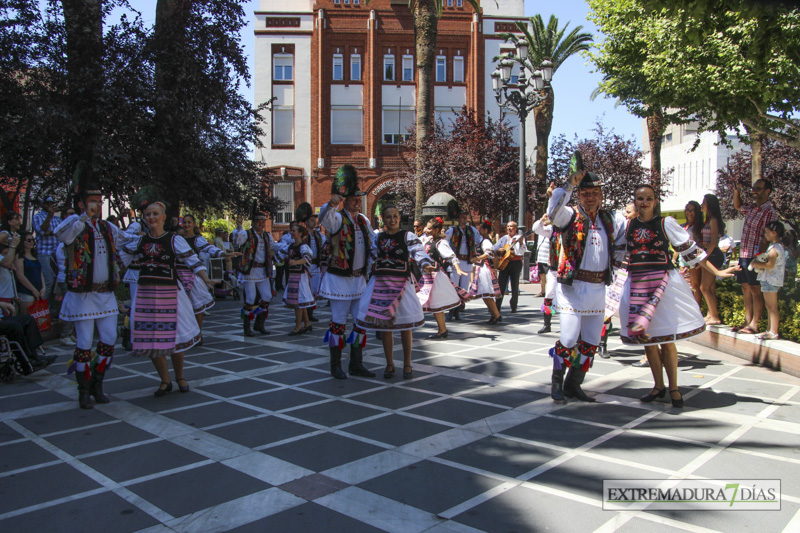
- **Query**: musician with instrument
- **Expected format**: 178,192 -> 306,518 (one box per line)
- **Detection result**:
493,221 -> 527,313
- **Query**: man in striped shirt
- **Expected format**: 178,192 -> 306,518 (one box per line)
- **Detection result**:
733,178 -> 780,335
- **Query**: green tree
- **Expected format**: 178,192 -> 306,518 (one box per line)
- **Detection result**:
501,15 -> 592,215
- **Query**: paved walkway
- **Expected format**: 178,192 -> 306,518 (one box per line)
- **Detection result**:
1,291 -> 799,532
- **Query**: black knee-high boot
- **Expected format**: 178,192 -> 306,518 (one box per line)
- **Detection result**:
564,341 -> 596,402
538,313 -> 552,334
330,346 -> 347,379
551,366 -> 566,401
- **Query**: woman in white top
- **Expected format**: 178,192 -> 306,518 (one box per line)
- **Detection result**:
469,220 -> 501,323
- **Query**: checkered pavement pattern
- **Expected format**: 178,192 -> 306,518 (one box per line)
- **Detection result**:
1,294 -> 799,532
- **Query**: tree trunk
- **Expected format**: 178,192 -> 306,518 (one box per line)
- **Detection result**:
413,0 -> 438,220
61,0 -> 103,173
532,89 -> 553,220
750,133 -> 764,184
646,108 -> 666,194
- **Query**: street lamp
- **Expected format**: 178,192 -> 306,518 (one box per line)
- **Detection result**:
493,44 -> 553,231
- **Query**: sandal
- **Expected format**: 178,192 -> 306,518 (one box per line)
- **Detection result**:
403,365 -> 413,379
176,378 -> 190,393
730,323 -> 748,332
738,327 -> 758,335
154,382 -> 172,397
757,332 -> 780,340
384,364 -> 395,379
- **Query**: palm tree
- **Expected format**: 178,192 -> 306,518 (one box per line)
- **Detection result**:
502,15 -> 592,215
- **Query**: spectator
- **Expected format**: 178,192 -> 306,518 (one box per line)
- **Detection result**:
677,201 -> 704,307
0,301 -> 56,370
751,221 -> 786,340
0,211 -> 21,247
273,230 -> 290,291
783,225 -> 798,279
230,215 -> 247,251
413,219 -> 424,237
732,179 -> 780,334
0,231 -> 20,309
106,215 -> 119,227
14,231 -> 45,316
32,196 -> 61,302
699,194 -> 726,325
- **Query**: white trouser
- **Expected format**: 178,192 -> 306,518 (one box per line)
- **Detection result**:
244,279 -> 272,305
330,298 -> 361,325
450,259 -> 471,291
74,315 -> 118,350
558,313 -> 604,348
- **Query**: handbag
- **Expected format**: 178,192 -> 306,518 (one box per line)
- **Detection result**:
529,264 -> 540,283
29,298 -> 52,332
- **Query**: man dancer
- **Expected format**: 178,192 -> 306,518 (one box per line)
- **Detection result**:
318,165 -> 375,379
55,163 -> 126,409
493,220 -> 527,313
547,170 -> 624,402
238,204 -> 287,337
445,201 -> 479,320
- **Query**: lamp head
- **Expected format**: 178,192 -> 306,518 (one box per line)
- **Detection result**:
541,59 -> 554,83
516,41 -> 529,60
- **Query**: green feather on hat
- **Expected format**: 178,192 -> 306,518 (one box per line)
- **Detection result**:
331,165 -> 365,197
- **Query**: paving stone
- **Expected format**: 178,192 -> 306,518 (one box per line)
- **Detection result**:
126,462 -> 272,518
196,378 -> 279,398
279,473 -> 349,500
694,449 -> 800,498
686,389 -> 775,416
648,499 -> 799,532
401,375 -> 486,396
15,408 -> 117,435
284,400 -> 385,428
127,389 -> 216,412
0,390 -> 69,413
265,432 -> 386,472
81,440 -> 207,482
501,415 -> 613,449
161,401 -> 262,428
633,412 -> 739,445
101,375 -> 164,394
438,436 -> 565,478
588,431 -> 711,471
343,413 -> 451,447
460,385 -> 547,408
0,440 -> 59,473
405,398 -> 506,425
0,380 -> 47,398
261,368 -> 331,386
238,388 -> 327,412
299,377 -> 385,397
179,365 -> 229,380
206,415 -> 317,448
228,501 -> 383,533
357,459 -> 503,515
209,357 -> 280,372
0,462 -> 102,514
348,387 -> 440,410
44,421 -> 158,456
555,402 -> 650,427
531,454 -> 655,500
0,490 -> 160,532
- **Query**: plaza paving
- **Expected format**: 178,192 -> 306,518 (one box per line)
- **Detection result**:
1,290 -> 799,532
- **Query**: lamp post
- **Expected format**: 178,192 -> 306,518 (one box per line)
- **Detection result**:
492,44 -> 553,230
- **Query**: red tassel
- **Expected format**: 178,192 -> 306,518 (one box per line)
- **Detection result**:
601,324 -> 607,337
338,337 -> 344,349
360,334 -> 366,348
581,357 -> 591,372
96,358 -> 107,373
84,366 -> 91,380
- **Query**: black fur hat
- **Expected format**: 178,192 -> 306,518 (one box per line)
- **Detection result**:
71,161 -> 103,201
331,165 -> 365,197
250,200 -> 267,221
447,199 -> 465,220
295,202 -> 313,223
131,186 -> 163,212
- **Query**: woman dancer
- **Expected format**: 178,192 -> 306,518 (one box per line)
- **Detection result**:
283,222 -> 315,335
180,214 -> 240,333
699,194 -> 726,325
120,200 -> 214,397
356,205 -> 434,378
622,185 -> 737,408
417,217 -> 470,339
469,220 -> 501,323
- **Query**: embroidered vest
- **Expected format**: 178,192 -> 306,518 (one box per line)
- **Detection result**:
626,216 -> 675,272
426,238 -> 445,272
374,231 -> 410,278
287,243 -> 308,274
327,210 -> 371,277
316,229 -> 330,266
478,237 -> 493,268
65,219 -> 120,293
548,233 -> 561,269
132,233 -> 178,286
449,226 -> 476,259
309,230 -> 323,267
238,230 -> 271,275
555,208 -> 615,286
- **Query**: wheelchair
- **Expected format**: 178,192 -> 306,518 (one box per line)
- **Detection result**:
0,336 -> 38,383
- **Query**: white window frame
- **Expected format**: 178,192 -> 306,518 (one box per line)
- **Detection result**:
435,56 -> 446,82
456,0 -> 463,6
331,106 -> 364,144
453,56 -> 464,83
332,53 -> 344,81
274,182 -> 294,224
402,55 -> 414,82
350,54 -> 361,81
384,55 -> 395,81
273,54 -> 293,81
382,105 -> 415,145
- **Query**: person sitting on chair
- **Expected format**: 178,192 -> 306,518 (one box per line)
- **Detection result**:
0,301 -> 56,371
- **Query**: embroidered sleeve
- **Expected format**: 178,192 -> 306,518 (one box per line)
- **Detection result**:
665,216 -> 706,267
319,202 -> 343,236
118,236 -> 142,267
407,232 -> 433,268
194,236 -> 221,257
174,235 -> 207,274
482,239 -> 494,258
548,184 -> 576,230
299,244 -> 313,263
438,239 -> 459,267
271,232 -> 290,256
54,214 -> 87,245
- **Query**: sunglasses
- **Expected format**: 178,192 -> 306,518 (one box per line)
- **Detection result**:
24,239 -> 35,243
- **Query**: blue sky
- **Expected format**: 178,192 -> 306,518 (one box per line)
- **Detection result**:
125,0 -> 644,148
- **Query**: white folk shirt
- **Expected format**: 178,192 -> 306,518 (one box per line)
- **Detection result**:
318,202 -> 373,300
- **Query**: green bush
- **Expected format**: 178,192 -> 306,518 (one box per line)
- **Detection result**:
202,218 -> 232,243
713,277 -> 800,342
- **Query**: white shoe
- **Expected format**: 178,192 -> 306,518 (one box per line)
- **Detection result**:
59,337 -> 74,346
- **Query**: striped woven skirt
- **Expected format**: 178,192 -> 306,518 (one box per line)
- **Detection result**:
417,270 -> 466,313
130,284 -> 201,358
356,276 -> 424,331
283,272 -> 316,309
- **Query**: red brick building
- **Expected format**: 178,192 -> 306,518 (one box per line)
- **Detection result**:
254,0 -> 531,233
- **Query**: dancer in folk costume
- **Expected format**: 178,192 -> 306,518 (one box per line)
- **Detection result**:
469,220 -> 502,323
444,200 -> 479,320
179,214 -> 240,336
283,221 -> 316,335
356,204 -> 435,379
120,199 -> 215,397
238,202 -> 287,337
318,165 -> 377,379
619,185 -> 738,408
418,217 -> 471,339
55,162 -> 128,409
533,213 -> 558,334
294,202 -> 326,323
547,169 -> 628,403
